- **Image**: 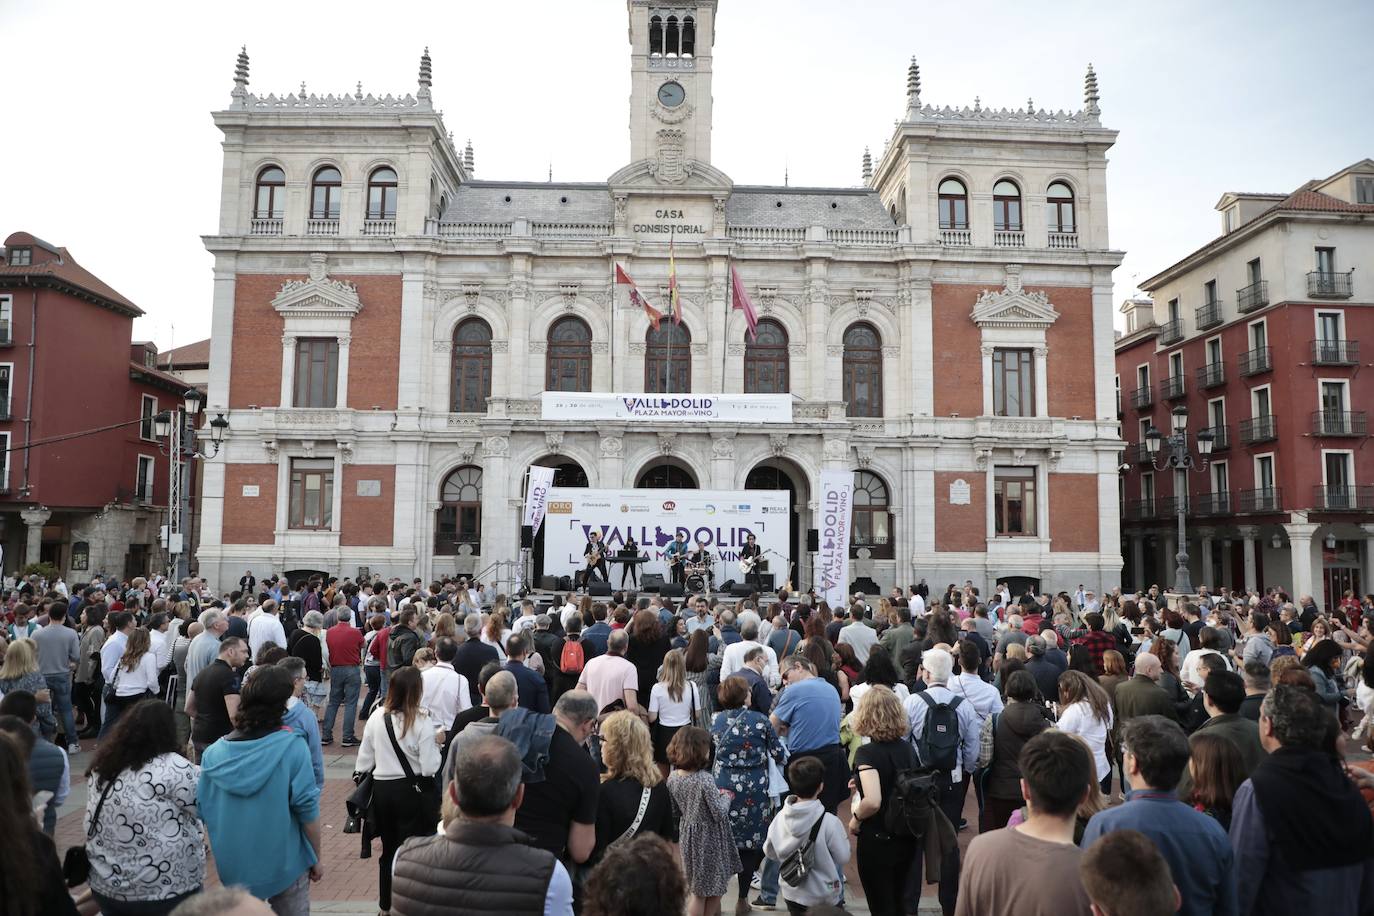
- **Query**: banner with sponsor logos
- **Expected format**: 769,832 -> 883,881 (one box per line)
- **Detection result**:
540,392 -> 792,424
543,488 -> 790,583
813,470 -> 854,608
523,466 -> 556,535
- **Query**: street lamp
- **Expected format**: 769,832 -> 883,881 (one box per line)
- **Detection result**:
1144,405 -> 1214,595
154,389 -> 229,582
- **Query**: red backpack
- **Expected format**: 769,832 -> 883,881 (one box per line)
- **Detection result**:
560,636 -> 585,675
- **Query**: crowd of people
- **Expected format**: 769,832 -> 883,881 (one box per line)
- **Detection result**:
0,568 -> 1372,915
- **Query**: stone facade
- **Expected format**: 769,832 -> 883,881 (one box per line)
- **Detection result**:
196,10 -> 1125,594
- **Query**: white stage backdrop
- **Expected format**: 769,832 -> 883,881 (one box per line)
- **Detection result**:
813,470 -> 854,607
543,488 -> 791,583
541,392 -> 792,423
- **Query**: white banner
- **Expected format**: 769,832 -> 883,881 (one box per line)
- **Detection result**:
813,470 -> 853,608
542,488 -> 791,583
523,466 -> 556,535
540,392 -> 792,423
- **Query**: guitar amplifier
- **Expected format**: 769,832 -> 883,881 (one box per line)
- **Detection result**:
589,581 -> 612,597
642,573 -> 665,591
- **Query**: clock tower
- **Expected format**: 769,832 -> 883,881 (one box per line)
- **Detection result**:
628,2 -> 716,176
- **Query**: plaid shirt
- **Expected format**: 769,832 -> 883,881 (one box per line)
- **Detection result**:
1074,628 -> 1118,676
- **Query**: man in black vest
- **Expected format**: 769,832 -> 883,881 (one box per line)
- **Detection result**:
391,734 -> 573,915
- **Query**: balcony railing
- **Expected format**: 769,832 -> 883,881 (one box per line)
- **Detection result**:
305,218 -> 340,236
939,228 -> 972,246
1312,410 -> 1368,436
1238,346 -> 1272,376
1310,338 -> 1358,365
1239,415 -> 1278,444
1239,487 -> 1283,513
1195,301 -> 1223,330
249,217 -> 284,236
1159,319 -> 1184,345
993,230 -> 1025,248
1201,424 -> 1229,451
1312,485 -> 1374,511
1194,491 -> 1233,516
134,487 -> 154,504
1197,361 -> 1226,389
1159,495 -> 1189,516
1047,231 -> 1079,249
1161,375 -> 1186,400
1125,498 -> 1160,521
361,219 -> 396,237
1130,384 -> 1154,409
1308,271 -> 1354,299
1237,280 -> 1269,313
0,321 -> 10,346
1132,442 -> 1154,465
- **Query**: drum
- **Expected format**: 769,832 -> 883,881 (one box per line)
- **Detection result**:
686,573 -> 706,592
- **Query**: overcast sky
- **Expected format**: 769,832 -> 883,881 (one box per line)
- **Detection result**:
3,0 -> 1371,350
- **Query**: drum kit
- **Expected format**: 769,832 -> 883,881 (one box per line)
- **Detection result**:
684,558 -> 713,593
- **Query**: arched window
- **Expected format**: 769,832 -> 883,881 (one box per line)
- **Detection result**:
665,15 -> 680,56
636,463 -> 697,489
1047,182 -> 1075,233
310,166 -> 342,220
546,317 -> 592,392
646,322 -> 691,393
367,167 -> 398,220
681,15 -> 696,56
851,471 -> 893,559
938,178 -> 968,230
842,323 -> 883,418
254,166 -> 285,220
744,319 -> 789,394
450,318 -> 492,413
993,179 -> 1022,232
649,15 -> 663,55
552,462 -> 589,487
436,466 -> 482,555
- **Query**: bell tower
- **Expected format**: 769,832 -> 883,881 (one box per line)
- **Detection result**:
628,2 -> 716,173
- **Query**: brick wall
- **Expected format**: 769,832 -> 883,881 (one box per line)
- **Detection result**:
222,464 -> 277,544
1042,285 -> 1097,418
344,276 -> 402,410
340,465 -> 395,547
931,285 -> 984,417
934,471 -> 985,551
1049,472 -> 1100,552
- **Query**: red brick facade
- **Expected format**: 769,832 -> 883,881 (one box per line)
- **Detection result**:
221,463 -> 277,544
340,465 -> 395,547
1049,473 -> 1100,552
934,471 -> 986,552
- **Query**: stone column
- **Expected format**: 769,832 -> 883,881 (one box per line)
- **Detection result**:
1237,526 -> 1259,593
20,507 -> 50,566
509,276 -> 531,399
598,435 -> 625,489
1130,534 -> 1145,592
279,335 -> 297,407
709,435 -> 735,490
1198,528 -> 1215,591
335,334 -> 351,408
1283,521 -> 1319,603
1161,532 -> 1176,589
480,436 -> 511,568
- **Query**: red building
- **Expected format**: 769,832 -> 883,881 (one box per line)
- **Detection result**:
1115,161 -> 1374,607
0,231 -> 194,580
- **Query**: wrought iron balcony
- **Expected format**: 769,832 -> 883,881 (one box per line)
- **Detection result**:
1159,319 -> 1184,345
1238,346 -> 1271,376
1132,442 -> 1154,465
1195,301 -> 1223,330
1310,339 -> 1358,365
1200,424 -> 1229,451
1161,375 -> 1186,400
1238,487 -> 1282,513
1312,410 -> 1368,436
1239,415 -> 1278,444
1237,280 -> 1269,313
1197,361 -> 1226,389
1159,495 -> 1190,516
1125,498 -> 1160,521
1193,491 -> 1233,516
1308,271 -> 1353,299
1312,485 -> 1374,511
1130,385 -> 1154,409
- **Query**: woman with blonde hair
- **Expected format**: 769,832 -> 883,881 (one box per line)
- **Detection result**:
849,687 -> 917,916
432,611 -> 457,645
0,638 -> 54,736
649,648 -> 701,765
481,609 -> 511,662
106,628 -> 161,732
591,711 -> 675,868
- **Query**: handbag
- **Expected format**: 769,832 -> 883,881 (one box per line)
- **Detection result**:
384,713 -> 441,812
975,712 -> 998,770
62,778 -> 115,887
779,812 -> 826,889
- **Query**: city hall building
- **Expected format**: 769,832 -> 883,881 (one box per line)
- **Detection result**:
196,2 -> 1125,594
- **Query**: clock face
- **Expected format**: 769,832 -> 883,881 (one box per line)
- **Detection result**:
657,81 -> 686,108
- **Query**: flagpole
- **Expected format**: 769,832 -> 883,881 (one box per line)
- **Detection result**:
666,227 -> 674,395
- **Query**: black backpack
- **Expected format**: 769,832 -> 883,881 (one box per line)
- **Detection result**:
914,691 -> 963,772
884,767 -> 940,839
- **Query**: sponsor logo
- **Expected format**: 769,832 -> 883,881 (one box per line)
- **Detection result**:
620,396 -> 717,418
548,501 -> 573,514
662,500 -> 677,512
704,504 -> 716,515
762,506 -> 787,514
736,504 -> 751,512
620,505 -> 629,513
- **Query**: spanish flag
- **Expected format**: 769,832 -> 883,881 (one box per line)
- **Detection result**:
667,235 -> 682,325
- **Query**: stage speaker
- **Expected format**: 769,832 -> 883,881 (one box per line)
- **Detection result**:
759,573 -> 776,592
718,579 -> 737,592
806,529 -> 819,553
557,576 -> 573,592
540,575 -> 558,591
520,525 -> 534,549
642,573 -> 665,592
660,582 -> 685,598
589,581 -> 612,597
730,582 -> 754,598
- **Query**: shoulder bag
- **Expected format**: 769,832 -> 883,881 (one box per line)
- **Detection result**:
62,778 -> 116,887
779,812 -> 826,888
609,786 -> 653,849
384,713 -> 441,814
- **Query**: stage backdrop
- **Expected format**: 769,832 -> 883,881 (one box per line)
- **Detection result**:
543,487 -> 792,584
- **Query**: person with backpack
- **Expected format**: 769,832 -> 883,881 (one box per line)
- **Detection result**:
903,645 -> 982,916
849,685 -> 923,916
770,656 -> 847,812
764,755 -> 850,915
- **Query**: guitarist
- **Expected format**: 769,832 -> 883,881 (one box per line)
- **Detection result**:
738,532 -> 764,592
664,532 -> 689,586
579,530 -> 609,591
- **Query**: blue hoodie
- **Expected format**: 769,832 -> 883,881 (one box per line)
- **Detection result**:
282,696 -> 326,788
198,728 -> 320,900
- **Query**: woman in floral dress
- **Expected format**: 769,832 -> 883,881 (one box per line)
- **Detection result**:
668,726 -> 739,916
711,674 -> 785,912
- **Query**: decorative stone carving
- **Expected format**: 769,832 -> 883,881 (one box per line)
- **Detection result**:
614,195 -> 628,232
651,100 -> 695,125
971,264 -> 1060,330
657,433 -> 674,455
281,334 -> 297,348
766,433 -> 788,457
422,281 -> 443,302
979,345 -> 996,357
882,346 -> 901,358
432,339 -> 453,353
559,282 -> 580,311
545,431 -> 564,454
273,254 -> 362,317
491,340 -> 510,354
974,447 -> 993,471
826,345 -> 844,357
457,440 -> 477,464
337,439 -> 355,465
483,435 -> 509,458
461,281 -> 483,308
591,342 -> 609,355
1012,448 -> 1027,466
711,436 -> 735,459
855,445 -> 876,469
300,439 -> 316,458
726,343 -> 746,356
649,129 -> 694,184
629,342 -> 647,356
600,436 -> 623,458
690,343 -> 707,357
756,286 -> 777,314
509,278 -> 531,299
823,437 -> 849,460
263,439 -> 279,463
788,344 -> 807,357
1048,448 -> 1064,469
530,341 -> 548,354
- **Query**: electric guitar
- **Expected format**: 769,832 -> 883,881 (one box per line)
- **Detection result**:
585,547 -> 603,567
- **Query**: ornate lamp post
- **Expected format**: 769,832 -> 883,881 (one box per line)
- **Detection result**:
153,389 -> 229,581
1145,406 -> 1214,595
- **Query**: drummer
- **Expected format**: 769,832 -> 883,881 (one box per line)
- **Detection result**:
688,539 -> 714,591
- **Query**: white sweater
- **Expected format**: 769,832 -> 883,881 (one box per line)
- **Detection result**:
763,796 -> 850,907
355,708 -> 442,779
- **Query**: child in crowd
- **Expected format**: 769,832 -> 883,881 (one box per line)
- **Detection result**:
764,756 -> 850,915
667,726 -> 739,916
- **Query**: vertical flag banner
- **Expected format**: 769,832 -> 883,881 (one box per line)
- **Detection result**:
813,469 -> 854,607
616,264 -> 662,331
730,265 -> 759,342
523,465 -> 556,536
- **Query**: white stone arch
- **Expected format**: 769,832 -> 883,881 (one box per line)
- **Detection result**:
435,296 -> 512,342
732,447 -> 818,498
624,293 -> 710,342
1042,172 -> 1082,199
824,304 -> 901,351
360,158 -> 401,185
431,297 -> 510,408
625,444 -> 710,490
724,298 -> 806,347
248,158 -> 290,185
508,441 -> 603,489
988,170 -> 1029,198
529,296 -> 611,344
429,453 -> 487,502
932,168 -> 974,196
305,156 -> 351,184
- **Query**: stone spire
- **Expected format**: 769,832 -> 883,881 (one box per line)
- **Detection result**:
464,139 -> 474,175
231,46 -> 250,109
905,56 -> 921,117
418,47 -> 433,108
862,147 -> 872,184
1084,63 -> 1100,124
